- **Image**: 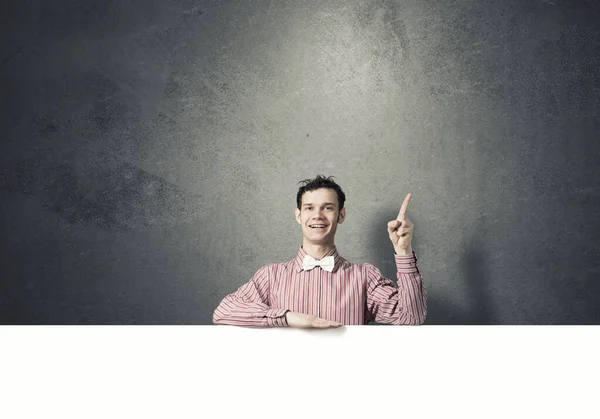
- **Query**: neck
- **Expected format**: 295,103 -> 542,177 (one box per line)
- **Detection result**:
302,241 -> 335,259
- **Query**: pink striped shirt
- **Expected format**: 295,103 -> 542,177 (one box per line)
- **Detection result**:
213,246 -> 427,326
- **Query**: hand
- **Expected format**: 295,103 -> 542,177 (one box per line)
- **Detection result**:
387,193 -> 414,255
285,311 -> 342,328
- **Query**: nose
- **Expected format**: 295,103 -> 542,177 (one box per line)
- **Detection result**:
312,209 -> 325,220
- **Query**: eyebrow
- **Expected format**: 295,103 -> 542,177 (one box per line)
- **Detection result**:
302,202 -> 336,207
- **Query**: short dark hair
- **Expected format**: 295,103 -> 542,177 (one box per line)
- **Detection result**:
296,175 -> 346,211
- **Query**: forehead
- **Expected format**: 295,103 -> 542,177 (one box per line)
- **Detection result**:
301,188 -> 338,205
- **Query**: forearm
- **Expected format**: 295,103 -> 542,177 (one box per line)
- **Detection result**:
394,252 -> 427,325
213,296 -> 289,327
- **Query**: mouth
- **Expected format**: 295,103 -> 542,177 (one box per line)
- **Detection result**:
308,224 -> 328,229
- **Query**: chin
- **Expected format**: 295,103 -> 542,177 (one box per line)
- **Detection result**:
307,232 -> 335,242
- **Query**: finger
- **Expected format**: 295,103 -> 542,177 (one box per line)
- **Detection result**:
399,217 -> 412,226
315,318 -> 341,328
387,220 -> 400,233
397,193 -> 412,220
316,317 -> 339,325
396,218 -> 414,230
312,317 -> 328,327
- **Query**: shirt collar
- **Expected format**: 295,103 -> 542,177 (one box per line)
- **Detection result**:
295,245 -> 341,273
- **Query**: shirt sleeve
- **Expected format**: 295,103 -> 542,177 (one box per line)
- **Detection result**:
365,252 -> 427,325
212,264 -> 290,328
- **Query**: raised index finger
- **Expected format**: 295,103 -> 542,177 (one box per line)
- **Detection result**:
397,193 -> 412,220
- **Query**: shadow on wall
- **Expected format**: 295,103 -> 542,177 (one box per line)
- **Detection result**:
459,227 -> 495,325
368,208 -> 495,324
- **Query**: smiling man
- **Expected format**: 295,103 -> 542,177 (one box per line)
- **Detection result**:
213,175 -> 427,327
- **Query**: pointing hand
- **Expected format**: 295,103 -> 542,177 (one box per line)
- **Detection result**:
387,193 -> 414,255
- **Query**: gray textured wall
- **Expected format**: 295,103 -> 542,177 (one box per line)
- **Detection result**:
2,0 -> 599,324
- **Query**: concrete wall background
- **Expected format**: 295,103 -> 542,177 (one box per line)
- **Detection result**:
2,0 -> 599,324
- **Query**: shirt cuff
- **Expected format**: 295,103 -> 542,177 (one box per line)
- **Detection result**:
395,251 -> 419,274
266,308 -> 289,327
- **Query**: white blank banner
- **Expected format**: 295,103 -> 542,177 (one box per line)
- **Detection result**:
0,326 -> 597,419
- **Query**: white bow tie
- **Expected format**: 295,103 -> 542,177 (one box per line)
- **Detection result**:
302,255 -> 335,272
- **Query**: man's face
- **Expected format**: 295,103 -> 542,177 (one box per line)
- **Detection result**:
295,188 -> 346,246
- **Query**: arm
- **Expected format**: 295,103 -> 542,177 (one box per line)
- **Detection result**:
369,192 -> 427,324
365,252 -> 427,325
212,264 -> 289,327
213,264 -> 343,328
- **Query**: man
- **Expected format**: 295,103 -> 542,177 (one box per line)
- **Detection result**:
213,175 -> 427,328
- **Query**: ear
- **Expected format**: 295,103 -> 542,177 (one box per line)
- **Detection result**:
295,208 -> 301,224
338,207 -> 346,224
